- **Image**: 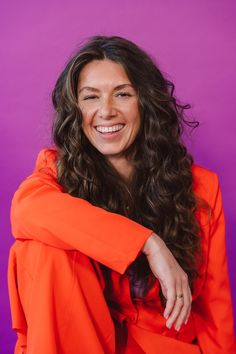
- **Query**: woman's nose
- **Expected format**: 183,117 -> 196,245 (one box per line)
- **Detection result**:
98,97 -> 117,119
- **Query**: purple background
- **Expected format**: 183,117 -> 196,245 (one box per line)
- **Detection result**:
1,1 -> 236,352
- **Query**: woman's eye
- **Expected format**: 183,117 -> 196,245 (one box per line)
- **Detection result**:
116,92 -> 131,97
83,95 -> 98,100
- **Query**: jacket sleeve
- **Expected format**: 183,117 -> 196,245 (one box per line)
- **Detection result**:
10,148 -> 153,274
192,173 -> 236,353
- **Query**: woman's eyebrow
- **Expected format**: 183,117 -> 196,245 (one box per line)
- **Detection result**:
78,83 -> 134,94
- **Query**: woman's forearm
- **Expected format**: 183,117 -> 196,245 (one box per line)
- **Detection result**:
11,148 -> 153,274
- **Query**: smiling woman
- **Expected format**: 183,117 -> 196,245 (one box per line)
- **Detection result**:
8,35 -> 236,354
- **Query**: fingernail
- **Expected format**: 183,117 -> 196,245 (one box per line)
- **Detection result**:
185,317 -> 189,324
175,325 -> 181,331
164,313 -> 169,319
166,321 -> 171,329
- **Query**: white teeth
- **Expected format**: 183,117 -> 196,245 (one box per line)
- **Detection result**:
95,124 -> 124,133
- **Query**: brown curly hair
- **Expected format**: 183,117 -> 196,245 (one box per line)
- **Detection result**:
51,35 -> 210,302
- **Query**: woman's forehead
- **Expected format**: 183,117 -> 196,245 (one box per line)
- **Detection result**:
77,59 -> 131,88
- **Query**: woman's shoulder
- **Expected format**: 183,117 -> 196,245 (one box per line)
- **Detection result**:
34,145 -> 59,178
36,145 -> 58,159
191,162 -> 220,203
191,162 -> 217,180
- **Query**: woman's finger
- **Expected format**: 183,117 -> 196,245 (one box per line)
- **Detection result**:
166,271 -> 191,330
184,287 -> 192,324
173,283 -> 191,331
161,280 -> 176,319
165,281 -> 185,329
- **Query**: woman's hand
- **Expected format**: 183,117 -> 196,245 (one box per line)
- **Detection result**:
142,233 -> 192,331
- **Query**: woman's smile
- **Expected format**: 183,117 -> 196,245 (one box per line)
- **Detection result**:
94,123 -> 126,139
95,123 -> 125,133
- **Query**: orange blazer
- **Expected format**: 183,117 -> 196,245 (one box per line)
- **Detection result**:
8,147 -> 236,354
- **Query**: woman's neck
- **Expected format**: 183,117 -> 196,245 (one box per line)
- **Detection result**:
107,155 -> 134,184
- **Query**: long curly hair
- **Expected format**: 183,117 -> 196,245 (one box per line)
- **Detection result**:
51,35 -> 210,302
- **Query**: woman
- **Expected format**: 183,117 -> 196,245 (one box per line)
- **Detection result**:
8,35 -> 236,353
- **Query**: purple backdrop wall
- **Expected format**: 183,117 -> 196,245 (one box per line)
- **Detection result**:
1,1 -> 235,352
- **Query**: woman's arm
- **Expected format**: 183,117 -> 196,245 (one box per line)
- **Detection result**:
192,173 -> 236,353
10,147 -> 195,330
10,148 -> 153,274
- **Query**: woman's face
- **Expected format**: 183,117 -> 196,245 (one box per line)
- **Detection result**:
77,59 -> 141,160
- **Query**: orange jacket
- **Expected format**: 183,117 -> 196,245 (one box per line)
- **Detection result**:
8,147 -> 236,353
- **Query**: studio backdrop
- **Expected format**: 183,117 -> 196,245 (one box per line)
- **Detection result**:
1,1 -> 235,353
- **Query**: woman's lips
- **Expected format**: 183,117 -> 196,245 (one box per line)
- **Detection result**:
95,124 -> 124,132
94,124 -> 125,138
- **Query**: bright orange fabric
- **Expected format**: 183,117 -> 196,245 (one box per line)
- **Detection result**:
8,147 -> 236,353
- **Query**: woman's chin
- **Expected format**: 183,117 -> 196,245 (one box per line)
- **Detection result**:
101,151 -> 124,159
95,146 -> 124,157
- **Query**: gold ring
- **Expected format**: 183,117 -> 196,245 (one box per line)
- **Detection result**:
176,294 -> 184,299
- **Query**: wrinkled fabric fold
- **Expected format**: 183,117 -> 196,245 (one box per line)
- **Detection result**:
127,324 -> 201,354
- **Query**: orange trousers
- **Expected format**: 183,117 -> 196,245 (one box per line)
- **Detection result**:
9,240 -> 201,354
